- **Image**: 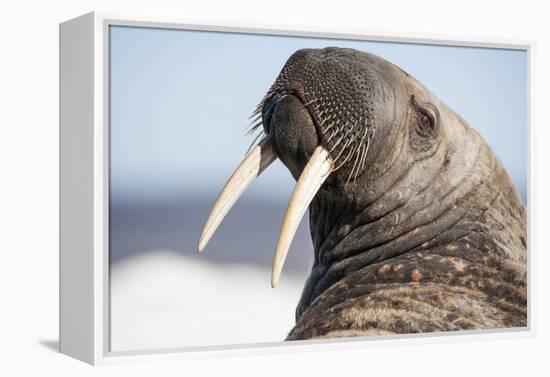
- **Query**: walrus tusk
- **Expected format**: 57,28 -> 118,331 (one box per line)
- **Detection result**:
197,136 -> 277,253
272,146 -> 334,288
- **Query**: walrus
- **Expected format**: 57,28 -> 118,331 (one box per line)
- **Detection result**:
197,47 -> 527,339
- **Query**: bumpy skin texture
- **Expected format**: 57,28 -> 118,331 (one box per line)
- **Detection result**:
257,47 -> 527,339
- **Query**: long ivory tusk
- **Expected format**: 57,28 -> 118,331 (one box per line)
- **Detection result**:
197,136 -> 277,253
271,146 -> 333,287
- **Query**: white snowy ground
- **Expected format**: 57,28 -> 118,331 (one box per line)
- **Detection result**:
110,249 -> 306,352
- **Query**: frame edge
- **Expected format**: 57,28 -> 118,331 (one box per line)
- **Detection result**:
59,11 -> 97,365
58,10 -> 536,365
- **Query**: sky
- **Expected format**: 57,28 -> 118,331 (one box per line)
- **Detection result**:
109,25 -> 528,205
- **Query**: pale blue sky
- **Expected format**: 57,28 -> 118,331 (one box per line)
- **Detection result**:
109,26 -> 527,204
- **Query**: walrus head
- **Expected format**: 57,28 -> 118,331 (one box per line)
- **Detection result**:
198,47 -> 486,310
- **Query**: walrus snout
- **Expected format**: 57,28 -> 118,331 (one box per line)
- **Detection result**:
267,95 -> 320,180
260,47 -> 407,184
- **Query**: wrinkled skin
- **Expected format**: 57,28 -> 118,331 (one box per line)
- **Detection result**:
259,47 -> 527,339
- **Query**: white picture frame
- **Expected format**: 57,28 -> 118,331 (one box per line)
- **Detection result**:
59,11 -> 535,365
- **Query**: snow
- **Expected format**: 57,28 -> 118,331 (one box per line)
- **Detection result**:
110,250 -> 306,351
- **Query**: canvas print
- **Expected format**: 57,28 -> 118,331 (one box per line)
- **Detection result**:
109,26 -> 527,352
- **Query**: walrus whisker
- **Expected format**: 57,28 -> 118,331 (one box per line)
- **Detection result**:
347,142 -> 363,186
326,125 -> 340,143
245,130 -> 265,154
197,136 -> 277,253
349,120 -> 371,181
360,133 -> 372,172
248,110 -> 260,120
330,120 -> 339,134
355,142 -> 366,179
318,116 -> 330,129
330,118 -> 360,161
329,121 -> 349,153
361,129 -> 374,171
355,143 -> 366,180
243,119 -> 263,136
324,117 -> 341,136
304,98 -> 319,106
312,104 -> 322,113
329,134 -> 344,152
245,114 -> 262,127
332,137 -> 354,171
247,112 -> 262,124
272,146 -> 334,287
250,104 -> 263,119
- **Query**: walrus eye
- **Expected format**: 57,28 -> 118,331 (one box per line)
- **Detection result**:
411,96 -> 439,138
420,113 -> 432,129
416,108 -> 438,138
